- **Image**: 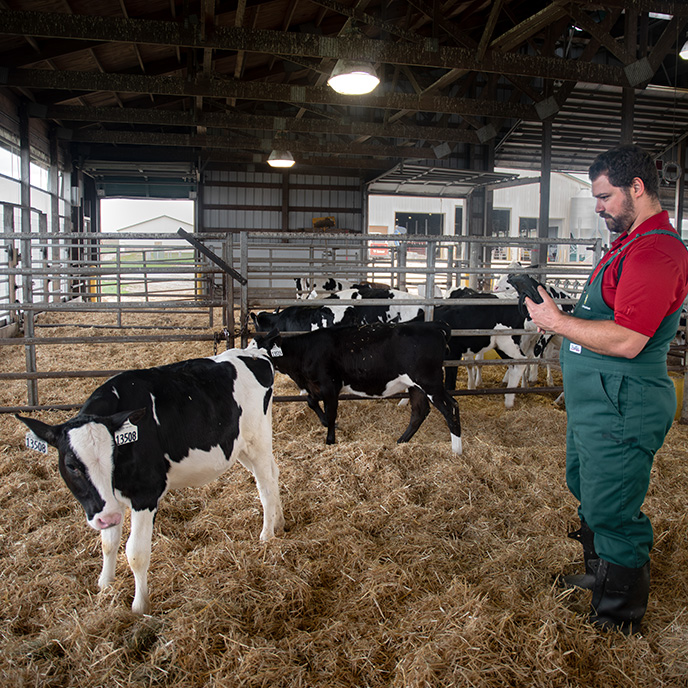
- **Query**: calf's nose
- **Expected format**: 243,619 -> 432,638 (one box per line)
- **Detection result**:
95,513 -> 122,529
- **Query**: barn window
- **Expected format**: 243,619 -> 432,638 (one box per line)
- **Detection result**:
518,217 -> 538,262
454,206 -> 463,235
492,208 -> 510,261
394,212 -> 443,236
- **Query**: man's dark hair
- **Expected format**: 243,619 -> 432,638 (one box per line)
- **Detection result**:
588,144 -> 659,199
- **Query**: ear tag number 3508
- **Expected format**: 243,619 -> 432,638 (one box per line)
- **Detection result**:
115,421 -> 138,446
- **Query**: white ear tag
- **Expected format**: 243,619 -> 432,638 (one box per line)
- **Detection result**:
114,420 -> 138,446
25,432 -> 48,455
270,344 -> 283,357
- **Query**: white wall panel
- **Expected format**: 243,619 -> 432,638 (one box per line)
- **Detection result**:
203,169 -> 363,233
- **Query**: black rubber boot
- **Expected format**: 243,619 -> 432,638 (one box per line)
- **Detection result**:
560,522 -> 599,590
589,559 -> 650,635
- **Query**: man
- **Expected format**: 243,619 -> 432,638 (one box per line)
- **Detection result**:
526,145 -> 688,633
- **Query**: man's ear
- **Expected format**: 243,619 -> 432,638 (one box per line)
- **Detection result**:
631,177 -> 645,198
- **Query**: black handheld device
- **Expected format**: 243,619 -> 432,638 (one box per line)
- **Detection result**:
506,273 -> 544,304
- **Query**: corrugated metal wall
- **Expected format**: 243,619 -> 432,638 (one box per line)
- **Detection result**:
202,169 -> 364,233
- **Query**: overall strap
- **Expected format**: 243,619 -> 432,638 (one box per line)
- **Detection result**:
587,228 -> 684,287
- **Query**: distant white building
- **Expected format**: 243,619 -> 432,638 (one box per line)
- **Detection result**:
109,215 -> 194,258
368,170 -> 608,267
115,214 -> 192,239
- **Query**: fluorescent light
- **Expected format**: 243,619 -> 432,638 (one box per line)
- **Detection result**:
267,149 -> 295,168
327,59 -> 380,95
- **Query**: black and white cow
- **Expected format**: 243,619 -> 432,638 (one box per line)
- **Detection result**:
253,321 -> 462,454
295,276 -> 353,299
16,348 -> 284,614
252,285 -> 423,332
434,282 -> 574,408
295,277 -> 391,299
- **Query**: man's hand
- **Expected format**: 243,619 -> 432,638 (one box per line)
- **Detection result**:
525,286 -> 649,358
525,286 -> 564,333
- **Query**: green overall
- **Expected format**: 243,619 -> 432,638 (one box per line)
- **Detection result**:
560,229 -> 684,569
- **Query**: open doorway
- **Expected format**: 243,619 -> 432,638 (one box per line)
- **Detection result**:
99,197 -> 196,302
100,198 -> 194,233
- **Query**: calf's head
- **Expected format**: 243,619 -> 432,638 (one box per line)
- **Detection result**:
250,308 -> 281,332
16,409 -> 145,530
252,328 -> 283,358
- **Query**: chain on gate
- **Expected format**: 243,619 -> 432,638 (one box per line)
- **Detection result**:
213,327 -> 232,354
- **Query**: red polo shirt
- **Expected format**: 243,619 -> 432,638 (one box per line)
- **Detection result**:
591,211 -> 688,337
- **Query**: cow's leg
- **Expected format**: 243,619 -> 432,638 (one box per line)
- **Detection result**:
426,386 -> 462,455
527,363 -> 539,384
397,386 -> 430,444
237,442 -> 285,541
503,364 -> 527,408
126,508 -> 156,615
98,520 -> 123,590
323,393 -> 339,444
305,395 -> 327,426
466,352 -> 484,389
444,363 -> 458,391
464,355 -> 475,389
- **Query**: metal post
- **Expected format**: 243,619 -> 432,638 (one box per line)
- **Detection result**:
674,138 -> 686,238
49,129 -> 61,303
397,241 -> 407,291
681,311 -> 688,423
19,104 -> 38,406
38,212 -> 49,301
425,239 -> 436,321
240,230 -> 249,347
4,204 -> 17,322
620,9 -> 638,145
222,233 -> 234,342
468,241 -> 479,290
116,245 -> 122,327
535,118 -> 552,274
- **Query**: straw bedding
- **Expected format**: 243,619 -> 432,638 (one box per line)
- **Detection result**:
1,311 -> 688,687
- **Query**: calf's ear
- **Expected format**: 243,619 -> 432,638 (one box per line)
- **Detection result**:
266,328 -> 283,348
107,408 -> 146,430
15,414 -> 61,448
253,328 -> 281,352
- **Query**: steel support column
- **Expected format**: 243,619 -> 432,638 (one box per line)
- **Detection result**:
535,118 -> 552,271
19,104 -> 38,406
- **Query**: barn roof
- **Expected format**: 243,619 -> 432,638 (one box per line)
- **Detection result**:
2,1 -> 688,194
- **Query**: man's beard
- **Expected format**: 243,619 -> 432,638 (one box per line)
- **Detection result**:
600,190 -> 636,234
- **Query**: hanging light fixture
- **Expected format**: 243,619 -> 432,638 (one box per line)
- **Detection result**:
681,36 -> 688,60
267,130 -> 295,168
267,148 -> 295,168
327,59 -> 380,95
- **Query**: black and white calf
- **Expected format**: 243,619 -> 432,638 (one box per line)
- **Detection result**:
294,276 -> 353,299
252,285 -> 423,332
295,277 -> 393,299
17,348 -> 284,614
435,281 -> 574,407
253,321 -> 462,454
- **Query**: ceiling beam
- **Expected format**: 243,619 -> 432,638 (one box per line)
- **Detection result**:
74,143 -> 392,171
308,0 -> 426,44
64,128 -> 449,160
0,10 -> 630,86
31,104 -> 482,143
5,68 -> 540,120
568,0 -> 688,16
